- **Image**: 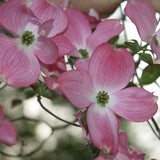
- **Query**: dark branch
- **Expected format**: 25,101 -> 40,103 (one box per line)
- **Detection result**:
37,95 -> 80,127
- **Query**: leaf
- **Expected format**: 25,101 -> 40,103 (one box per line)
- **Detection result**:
0,0 -> 5,5
124,40 -> 140,54
11,99 -> 22,107
140,64 -> 160,85
139,53 -> 153,65
24,90 -> 36,99
31,81 -> 61,101
108,35 -> 119,45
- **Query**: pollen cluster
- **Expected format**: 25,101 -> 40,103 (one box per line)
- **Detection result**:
96,90 -> 109,107
22,31 -> 35,46
78,49 -> 89,59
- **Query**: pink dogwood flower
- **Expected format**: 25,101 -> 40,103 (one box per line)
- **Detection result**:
0,105 -> 18,146
63,8 -> 124,72
0,1 -> 58,87
95,132 -> 145,160
52,43 -> 158,155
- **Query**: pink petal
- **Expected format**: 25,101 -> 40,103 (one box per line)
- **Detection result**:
43,76 -> 57,90
64,8 -> 91,49
38,19 -> 55,37
30,0 -> 54,21
58,70 -> 93,109
0,0 -> 36,35
111,87 -> 158,122
0,118 -> 17,146
95,153 -> 108,160
83,9 -> 100,29
87,105 -> 120,155
30,0 -> 68,36
59,0 -> 69,8
124,0 -> 157,42
51,34 -> 81,57
129,145 -> 145,159
150,29 -> 160,61
89,43 -> 135,94
0,106 -> 4,119
114,153 -> 131,160
0,37 -> 40,87
42,57 -> 66,77
75,111 -> 90,141
34,36 -> 58,64
86,19 -> 124,52
0,33 -> 6,37
75,59 -> 90,72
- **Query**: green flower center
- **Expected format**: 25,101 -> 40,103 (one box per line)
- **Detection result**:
96,90 -> 109,107
22,31 -> 35,46
78,49 -> 89,59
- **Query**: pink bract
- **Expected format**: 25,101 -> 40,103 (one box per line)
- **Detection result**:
0,2 -> 58,87
0,106 -> 18,146
124,0 -> 157,43
63,8 -> 124,72
95,132 -> 145,160
55,43 -> 158,155
29,0 -> 68,37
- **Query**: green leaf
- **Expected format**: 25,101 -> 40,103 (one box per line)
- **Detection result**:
124,40 -> 140,54
126,82 -> 137,88
31,81 -> 60,101
24,90 -> 36,99
11,99 -> 22,107
108,35 -> 119,45
0,0 -> 5,5
139,53 -> 153,65
140,64 -> 160,85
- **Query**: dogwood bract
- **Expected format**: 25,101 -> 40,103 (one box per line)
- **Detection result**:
0,1 -> 58,87
0,105 -> 17,146
63,8 -> 124,72
53,43 -> 158,155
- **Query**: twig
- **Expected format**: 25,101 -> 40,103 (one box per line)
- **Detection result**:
37,95 -> 80,127
151,118 -> 160,137
147,120 -> 160,139
0,83 -> 7,92
0,123 -> 70,158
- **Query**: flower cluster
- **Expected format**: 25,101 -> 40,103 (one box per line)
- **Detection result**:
0,0 -> 159,159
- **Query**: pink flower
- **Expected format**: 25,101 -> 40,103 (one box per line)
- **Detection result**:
95,132 -> 145,160
0,105 -> 18,146
0,1 -> 58,87
124,0 -> 157,43
63,8 -> 124,72
53,43 -> 158,155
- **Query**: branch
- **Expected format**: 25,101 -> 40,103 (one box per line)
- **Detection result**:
151,117 -> 160,137
0,123 -> 70,158
0,83 -> 7,92
37,95 -> 80,127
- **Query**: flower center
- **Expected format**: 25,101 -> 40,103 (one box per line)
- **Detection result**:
78,49 -> 89,59
96,90 -> 109,107
22,31 -> 35,46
